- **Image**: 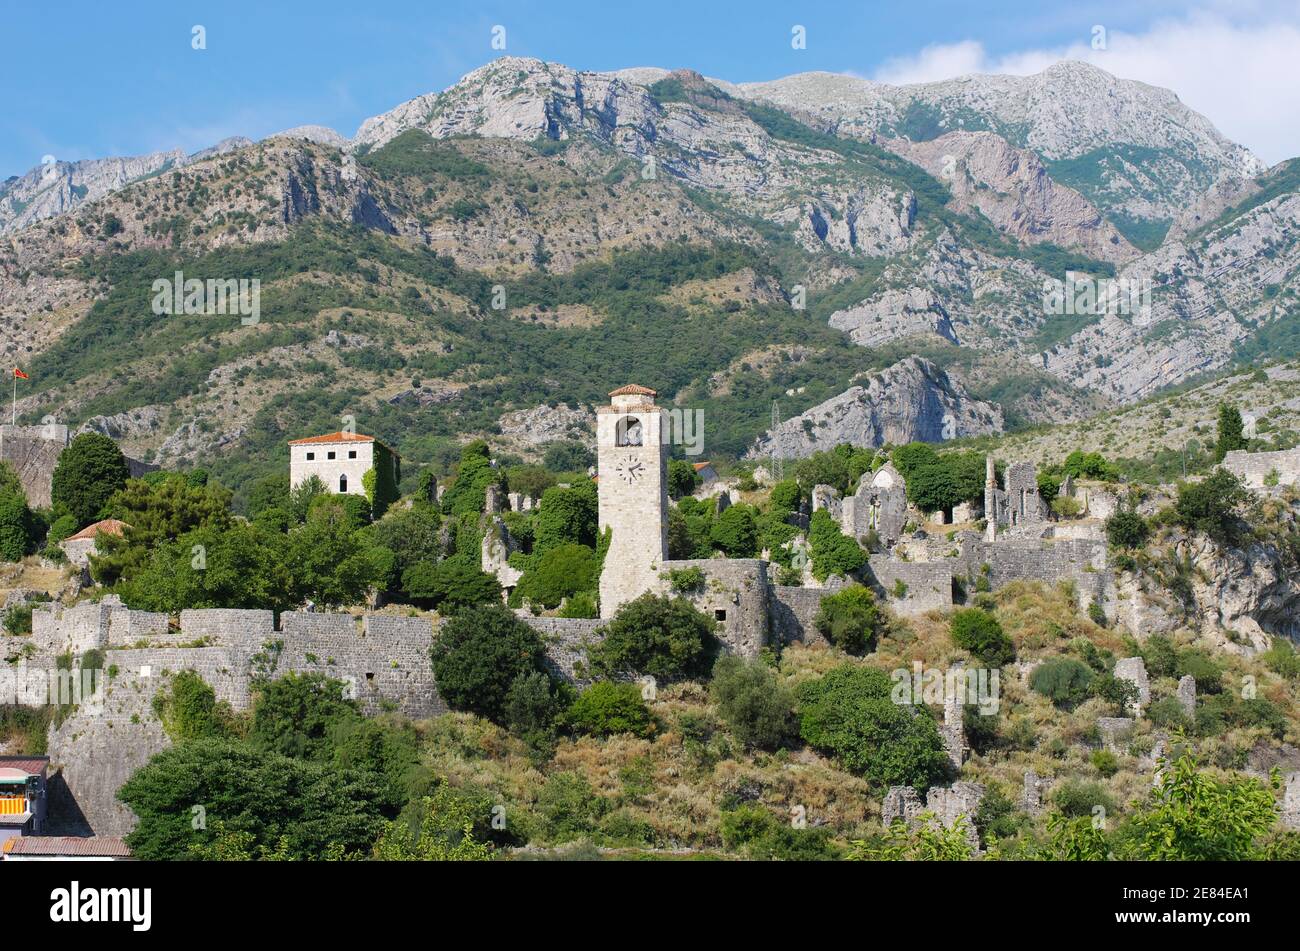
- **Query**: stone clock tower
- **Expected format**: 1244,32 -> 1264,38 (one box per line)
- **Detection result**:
597,384 -> 669,617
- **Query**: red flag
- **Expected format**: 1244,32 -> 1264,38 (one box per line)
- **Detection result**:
13,368 -> 27,380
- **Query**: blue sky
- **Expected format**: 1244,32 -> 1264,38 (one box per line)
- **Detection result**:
4,0 -> 1299,179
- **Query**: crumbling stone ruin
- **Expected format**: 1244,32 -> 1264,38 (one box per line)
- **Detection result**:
1113,656 -> 1150,715
1177,674 -> 1197,717
883,782 -> 986,850
1096,716 -> 1135,753
984,456 -> 1048,531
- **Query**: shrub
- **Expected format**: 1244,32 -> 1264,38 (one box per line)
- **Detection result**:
430,604 -> 550,723
1105,510 -> 1149,549
719,804 -> 839,860
1263,638 -> 1300,680
587,593 -> 717,682
562,682 -> 655,738
1175,649 -> 1222,694
949,608 -> 1015,666
664,566 -> 705,593
710,504 -> 759,557
709,655 -> 798,750
402,557 -> 502,612
536,771 -> 607,842
1029,657 -> 1094,708
1173,469 -> 1247,543
1147,696 -> 1191,730
1088,672 -> 1138,716
813,584 -> 881,653
797,664 -> 949,788
1090,749 -> 1119,777
1052,779 -> 1116,818
807,509 -> 866,581
515,543 -> 598,609
153,670 -> 232,742
504,671 -> 570,747
249,673 -> 360,760
667,459 -> 702,499
558,590 -> 599,618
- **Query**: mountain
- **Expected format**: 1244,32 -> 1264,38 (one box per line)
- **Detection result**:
1,56 -> 1296,506
0,137 -> 252,235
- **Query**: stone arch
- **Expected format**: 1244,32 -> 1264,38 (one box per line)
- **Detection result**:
615,415 -> 643,447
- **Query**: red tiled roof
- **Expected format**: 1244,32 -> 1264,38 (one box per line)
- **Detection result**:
0,757 -> 49,777
692,461 -> 714,471
3,836 -> 131,857
608,384 -> 657,397
64,519 -> 129,543
288,431 -> 376,446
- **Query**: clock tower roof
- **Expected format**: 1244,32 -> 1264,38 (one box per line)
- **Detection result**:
608,384 -> 657,398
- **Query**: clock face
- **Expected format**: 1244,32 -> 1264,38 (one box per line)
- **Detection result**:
615,459 -> 645,483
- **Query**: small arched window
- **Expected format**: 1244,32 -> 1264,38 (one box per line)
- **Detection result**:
339,474 -> 348,493
615,416 -> 643,447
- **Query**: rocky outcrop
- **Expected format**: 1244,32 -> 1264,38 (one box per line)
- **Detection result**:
747,356 -> 1003,458
828,287 -> 958,347
884,131 -> 1137,262
498,403 -> 592,445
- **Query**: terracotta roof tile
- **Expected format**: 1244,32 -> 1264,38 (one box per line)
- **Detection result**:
0,757 -> 49,777
64,519 -> 130,542
608,384 -> 657,397
288,431 -> 376,446
4,836 -> 131,857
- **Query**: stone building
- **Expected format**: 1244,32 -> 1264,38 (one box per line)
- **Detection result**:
984,456 -> 1048,529
597,385 -> 670,617
59,518 -> 129,569
288,430 -> 399,498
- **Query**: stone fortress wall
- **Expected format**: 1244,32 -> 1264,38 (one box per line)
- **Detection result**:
1223,446 -> 1300,489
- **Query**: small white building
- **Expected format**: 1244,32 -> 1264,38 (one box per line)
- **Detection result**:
288,431 -> 399,499
59,518 -> 129,569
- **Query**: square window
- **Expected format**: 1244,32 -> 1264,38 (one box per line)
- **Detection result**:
327,451 -> 336,460
306,452 -> 315,460
348,450 -> 357,459
714,609 -> 727,621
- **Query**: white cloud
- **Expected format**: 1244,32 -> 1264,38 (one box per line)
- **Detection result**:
869,8 -> 1300,165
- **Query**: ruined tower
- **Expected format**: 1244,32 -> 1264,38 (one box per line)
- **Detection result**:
597,385 -> 669,617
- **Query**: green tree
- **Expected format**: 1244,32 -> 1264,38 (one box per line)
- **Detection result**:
710,504 -> 758,557
441,440 -> 501,516
813,584 -> 882,653
372,785 -> 493,861
0,485 -> 37,562
249,673 -> 361,761
1214,402 -> 1248,462
1173,469 -> 1248,544
118,739 -> 390,861
401,556 -> 501,612
949,608 -> 1015,666
1124,750 -> 1279,860
1105,510 -> 1149,549
92,474 -> 234,587
533,480 -> 598,553
430,604 -> 550,723
588,593 -> 717,682
798,664 -> 949,788
710,655 -> 798,750
515,543 -> 598,609
667,459 -> 702,500
51,432 -> 131,526
115,522 -> 297,613
807,509 -> 866,581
